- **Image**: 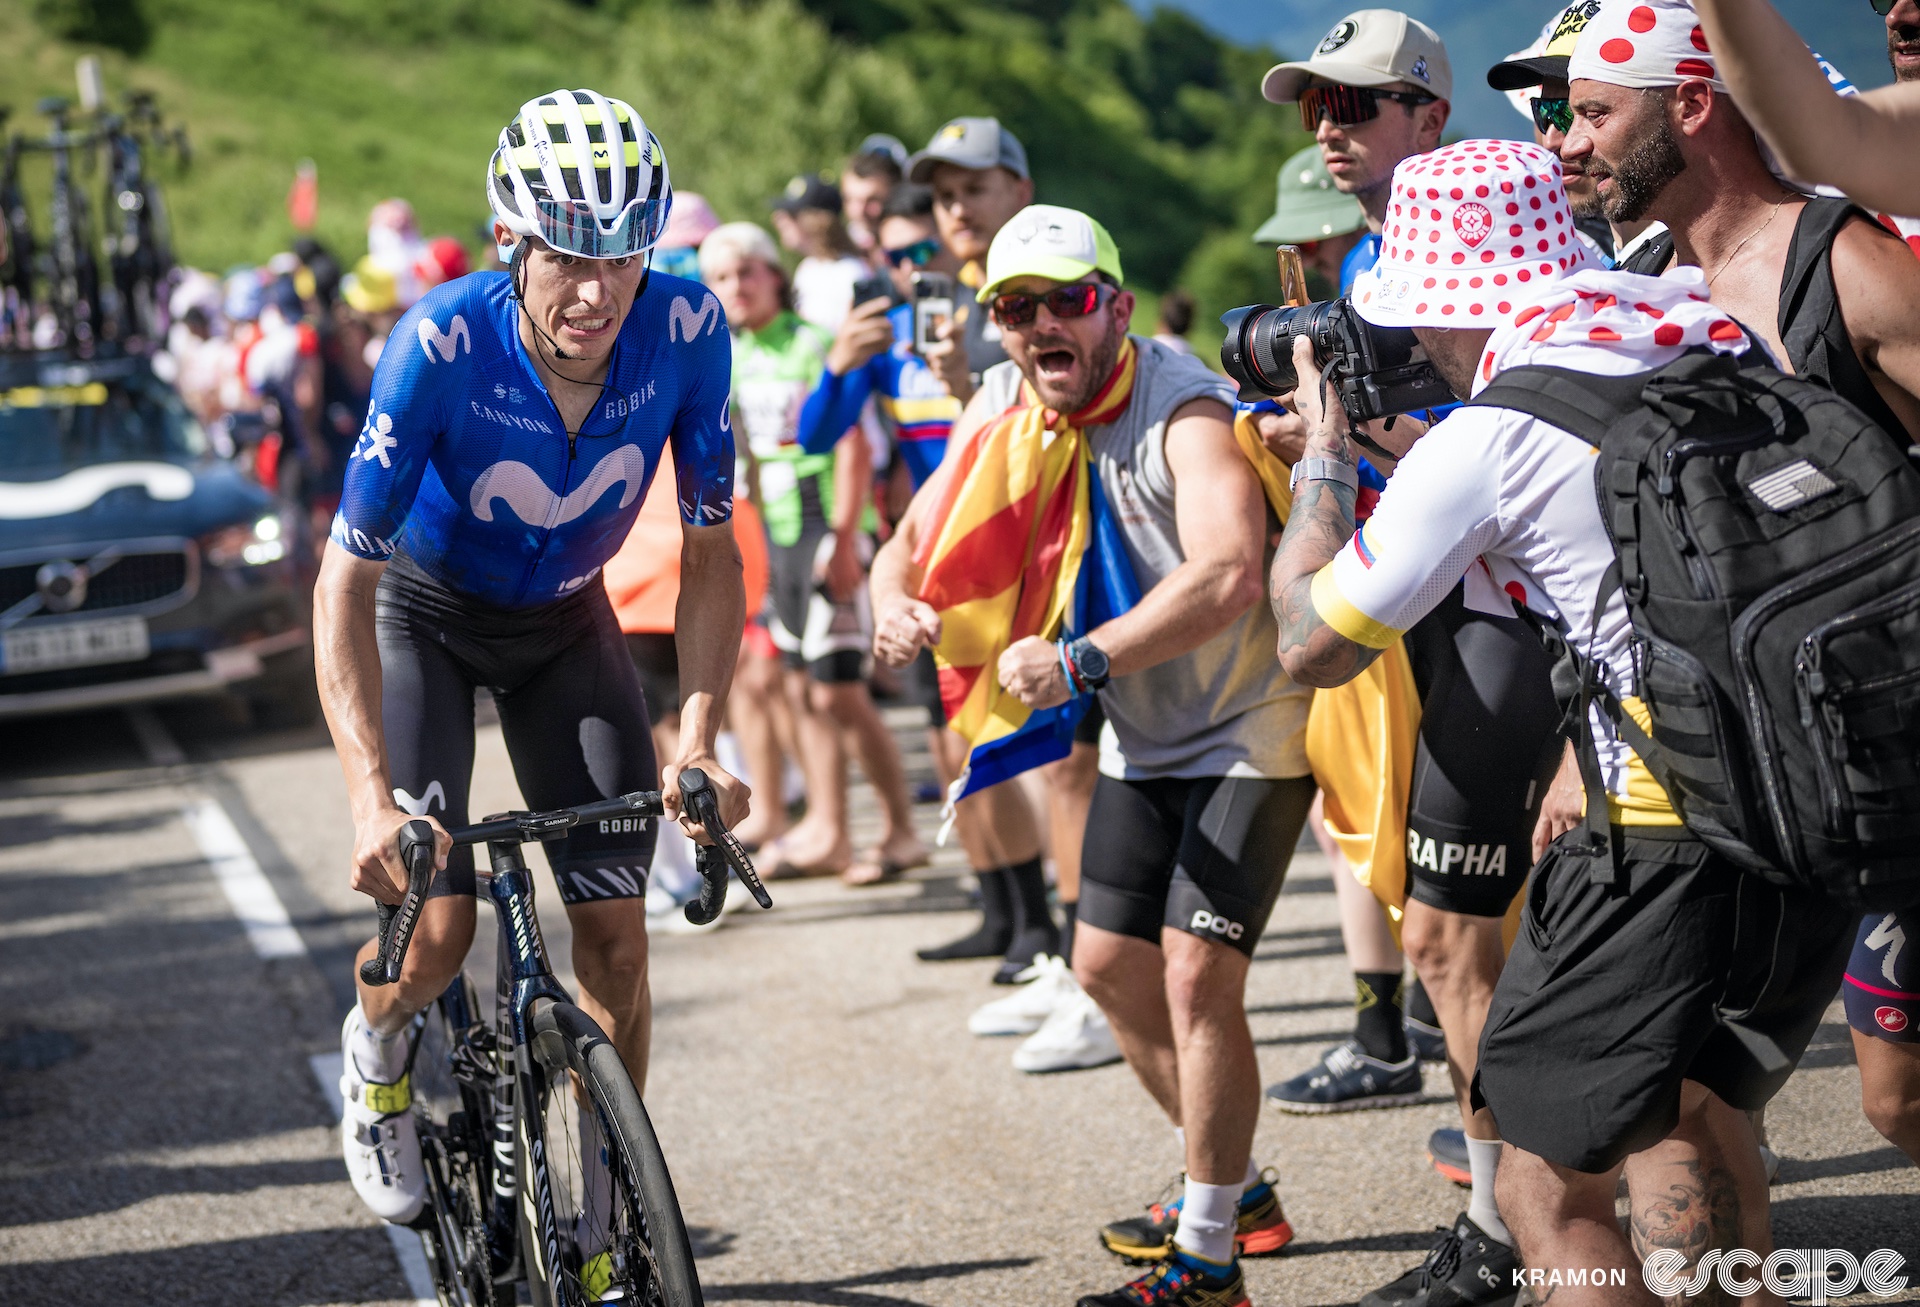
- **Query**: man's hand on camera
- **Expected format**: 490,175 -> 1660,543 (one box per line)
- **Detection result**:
1289,336 -> 1354,463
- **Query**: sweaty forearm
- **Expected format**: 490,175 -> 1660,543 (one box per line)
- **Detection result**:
314,566 -> 392,820
1090,553 -> 1261,679
673,536 -> 745,762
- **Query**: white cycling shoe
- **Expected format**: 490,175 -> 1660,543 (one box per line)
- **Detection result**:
968,954 -> 1076,1036
339,1006 -> 426,1224
1012,986 -> 1124,1073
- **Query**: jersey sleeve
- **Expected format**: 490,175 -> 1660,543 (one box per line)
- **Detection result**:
1310,408 -> 1507,649
669,290 -> 737,526
797,357 -> 876,456
329,298 -> 455,560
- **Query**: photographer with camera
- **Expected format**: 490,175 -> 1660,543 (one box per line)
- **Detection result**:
1263,138 -> 1859,1295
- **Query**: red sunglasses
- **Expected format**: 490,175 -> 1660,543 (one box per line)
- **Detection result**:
1299,83 -> 1436,131
989,282 -> 1112,327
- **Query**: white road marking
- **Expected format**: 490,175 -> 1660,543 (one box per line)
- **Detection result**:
183,797 -> 307,960
311,1051 -> 439,1307
125,705 -> 187,765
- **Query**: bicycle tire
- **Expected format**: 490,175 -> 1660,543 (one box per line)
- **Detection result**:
520,1000 -> 702,1307
412,974 -> 506,1307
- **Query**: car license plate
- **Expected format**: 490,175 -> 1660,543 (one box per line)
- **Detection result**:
1,616 -> 150,675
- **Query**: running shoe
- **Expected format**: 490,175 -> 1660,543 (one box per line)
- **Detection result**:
1427,1128 -> 1471,1186
1265,1039 -> 1423,1114
1359,1211 -> 1518,1307
1012,987 -> 1124,1072
338,1008 -> 425,1224
1099,1170 -> 1295,1262
1406,1014 -> 1448,1064
1077,1249 -> 1250,1307
969,954 -> 1075,1036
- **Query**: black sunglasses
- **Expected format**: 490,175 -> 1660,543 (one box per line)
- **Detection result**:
884,238 -> 939,268
1299,83 -> 1438,131
989,282 -> 1112,327
1531,96 -> 1574,136
1871,0 -> 1897,14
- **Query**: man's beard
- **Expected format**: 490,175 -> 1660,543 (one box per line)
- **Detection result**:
1893,24 -> 1920,81
1030,320 -> 1125,415
1587,113 -> 1687,224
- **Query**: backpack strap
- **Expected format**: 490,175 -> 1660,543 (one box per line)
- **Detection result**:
1466,365 -> 1650,449
1616,227 -> 1676,276
1779,197 -> 1912,441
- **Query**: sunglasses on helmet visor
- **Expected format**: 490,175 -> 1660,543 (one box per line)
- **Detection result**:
989,282 -> 1112,327
885,239 -> 940,268
1299,84 -> 1438,131
1530,96 -> 1574,136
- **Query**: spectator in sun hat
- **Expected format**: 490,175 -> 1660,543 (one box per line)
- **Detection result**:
1252,143 -> 1369,289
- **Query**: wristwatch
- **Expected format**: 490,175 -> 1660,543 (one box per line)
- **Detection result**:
1289,457 -> 1360,495
1065,636 -> 1112,692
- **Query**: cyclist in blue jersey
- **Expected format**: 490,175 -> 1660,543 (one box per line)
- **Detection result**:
314,89 -> 749,1226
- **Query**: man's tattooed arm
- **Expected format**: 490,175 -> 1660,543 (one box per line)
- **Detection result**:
1269,474 -> 1382,687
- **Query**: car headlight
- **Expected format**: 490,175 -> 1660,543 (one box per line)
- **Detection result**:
202,514 -> 288,567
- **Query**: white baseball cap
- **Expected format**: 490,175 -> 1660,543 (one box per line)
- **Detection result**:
975,204 -> 1124,303
1262,9 -> 1453,105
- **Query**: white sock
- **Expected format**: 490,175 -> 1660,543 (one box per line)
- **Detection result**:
1171,1177 -> 1239,1266
349,1006 -> 409,1082
1173,1125 -> 1186,1159
1466,1136 -> 1513,1246
1242,1156 -> 1263,1192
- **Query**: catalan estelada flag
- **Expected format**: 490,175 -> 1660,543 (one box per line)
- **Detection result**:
914,342 -> 1141,801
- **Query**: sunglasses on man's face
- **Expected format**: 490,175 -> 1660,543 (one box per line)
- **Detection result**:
1531,96 -> 1574,136
885,239 -> 939,268
1871,0 -> 1899,15
989,282 -> 1112,328
1299,83 -> 1438,131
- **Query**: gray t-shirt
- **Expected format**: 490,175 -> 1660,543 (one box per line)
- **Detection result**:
977,337 -> 1312,780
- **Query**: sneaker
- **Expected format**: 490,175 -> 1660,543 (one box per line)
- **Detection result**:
1099,1170 -> 1295,1263
1265,1039 -> 1423,1114
1406,1014 -> 1448,1064
1078,1249 -> 1250,1307
969,955 -> 1075,1036
1012,988 -> 1124,1072
1358,1211 -> 1519,1307
338,1008 -> 425,1224
1427,1128 -> 1471,1186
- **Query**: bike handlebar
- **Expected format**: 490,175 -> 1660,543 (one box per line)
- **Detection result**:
358,768 -> 770,989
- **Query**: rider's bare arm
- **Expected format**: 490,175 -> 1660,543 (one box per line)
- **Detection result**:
313,541 -> 451,903
665,521 -> 749,837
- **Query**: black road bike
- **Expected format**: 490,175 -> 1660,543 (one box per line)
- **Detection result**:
1,108 -> 38,347
364,769 -> 770,1307
35,98 -> 101,350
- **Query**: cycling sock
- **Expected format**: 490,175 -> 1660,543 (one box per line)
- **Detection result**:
1406,975 -> 1439,1030
1058,900 -> 1077,966
1171,1177 -> 1239,1266
1241,1156 -> 1263,1192
1466,1136 -> 1513,1246
996,857 -> 1060,982
1353,971 -> 1409,1063
348,1006 -> 409,1083
916,867 -> 1013,961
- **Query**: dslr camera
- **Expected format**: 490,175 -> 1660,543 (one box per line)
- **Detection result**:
1219,298 -> 1455,423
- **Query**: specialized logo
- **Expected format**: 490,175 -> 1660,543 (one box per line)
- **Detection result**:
1408,831 -> 1508,877
668,293 -> 721,343
1867,912 -> 1907,985
1878,1006 -> 1910,1034
1454,202 -> 1494,248
470,444 -> 647,526
393,781 -> 446,815
417,313 -> 472,363
1189,909 -> 1245,941
1317,19 -> 1358,54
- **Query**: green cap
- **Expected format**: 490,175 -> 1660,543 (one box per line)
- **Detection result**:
1251,145 -> 1367,245
976,204 -> 1124,302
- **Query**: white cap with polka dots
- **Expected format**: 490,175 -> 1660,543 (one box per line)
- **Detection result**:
1350,139 -> 1593,330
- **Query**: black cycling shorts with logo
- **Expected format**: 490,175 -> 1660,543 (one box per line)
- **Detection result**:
1401,584 -> 1565,918
1475,827 -> 1854,1173
1078,774 -> 1316,958
376,553 -> 659,905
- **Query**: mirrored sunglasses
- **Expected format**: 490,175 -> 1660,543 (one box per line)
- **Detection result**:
989,282 -> 1111,327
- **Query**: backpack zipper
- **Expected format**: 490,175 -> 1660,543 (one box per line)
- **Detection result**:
1796,575 -> 1920,840
1657,427 -> 1776,600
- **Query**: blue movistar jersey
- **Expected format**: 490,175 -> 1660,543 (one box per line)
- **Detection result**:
331,271 -> 734,609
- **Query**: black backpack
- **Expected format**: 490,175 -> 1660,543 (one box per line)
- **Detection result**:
1470,350 -> 1920,910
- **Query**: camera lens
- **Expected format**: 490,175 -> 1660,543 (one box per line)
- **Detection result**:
1219,304 -> 1305,398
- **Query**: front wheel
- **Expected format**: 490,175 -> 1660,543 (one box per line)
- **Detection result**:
520,1001 -> 702,1307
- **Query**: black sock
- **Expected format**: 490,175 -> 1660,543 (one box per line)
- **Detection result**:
1353,970 -> 1408,1063
917,867 -> 1013,960
995,856 -> 1060,982
1405,975 -> 1440,1030
1058,900 -> 1078,966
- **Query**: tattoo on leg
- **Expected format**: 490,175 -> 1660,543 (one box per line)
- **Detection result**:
1631,1160 -> 1741,1305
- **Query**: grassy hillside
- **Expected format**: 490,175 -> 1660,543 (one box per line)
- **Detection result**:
2,0 -> 1315,327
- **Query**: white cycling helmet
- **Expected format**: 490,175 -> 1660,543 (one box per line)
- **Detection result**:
488,89 -> 672,260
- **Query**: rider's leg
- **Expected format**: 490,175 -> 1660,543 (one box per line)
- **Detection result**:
566,897 -> 653,1091
354,895 -> 479,1039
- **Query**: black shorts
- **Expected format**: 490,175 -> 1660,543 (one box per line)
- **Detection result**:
377,554 -> 659,905
1078,774 -> 1315,957
766,529 -> 870,684
1074,699 -> 1105,747
1476,827 -> 1854,1172
1845,909 -> 1920,1044
1402,585 -> 1564,917
625,631 -> 680,720
909,647 -> 945,727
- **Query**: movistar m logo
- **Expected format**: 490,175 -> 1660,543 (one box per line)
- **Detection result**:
668,293 -> 721,343
418,313 -> 471,363
469,444 -> 647,527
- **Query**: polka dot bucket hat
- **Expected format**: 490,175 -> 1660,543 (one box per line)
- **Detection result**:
1350,139 -> 1592,330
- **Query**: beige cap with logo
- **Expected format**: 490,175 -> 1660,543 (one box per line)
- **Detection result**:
1262,9 -> 1453,105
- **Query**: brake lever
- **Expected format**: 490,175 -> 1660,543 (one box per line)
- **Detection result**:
676,768 -> 772,926
359,819 -> 436,986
